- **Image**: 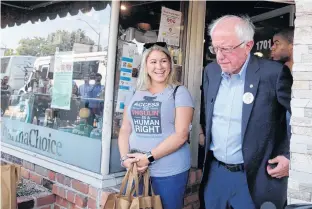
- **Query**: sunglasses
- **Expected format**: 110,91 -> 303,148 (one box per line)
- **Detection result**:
143,42 -> 167,51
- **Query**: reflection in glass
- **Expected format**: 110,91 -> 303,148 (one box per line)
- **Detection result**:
1,2 -> 111,140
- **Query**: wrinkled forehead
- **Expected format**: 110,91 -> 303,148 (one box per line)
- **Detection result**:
211,24 -> 240,45
211,30 -> 240,46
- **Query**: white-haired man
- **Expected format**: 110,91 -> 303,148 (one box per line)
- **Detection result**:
200,15 -> 292,209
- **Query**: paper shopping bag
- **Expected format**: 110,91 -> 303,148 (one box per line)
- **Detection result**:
103,164 -> 139,209
0,164 -> 21,209
130,169 -> 162,209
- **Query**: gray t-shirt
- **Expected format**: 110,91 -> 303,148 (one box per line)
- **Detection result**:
125,85 -> 194,177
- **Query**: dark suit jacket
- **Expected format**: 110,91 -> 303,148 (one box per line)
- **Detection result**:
200,55 -> 293,209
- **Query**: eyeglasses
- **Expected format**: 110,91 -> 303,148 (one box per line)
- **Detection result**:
143,42 -> 167,51
209,42 -> 245,55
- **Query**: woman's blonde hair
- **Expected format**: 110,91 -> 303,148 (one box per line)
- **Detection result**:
136,45 -> 179,90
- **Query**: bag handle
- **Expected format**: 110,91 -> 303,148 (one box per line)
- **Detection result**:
119,164 -> 133,195
119,164 -> 140,198
143,169 -> 155,197
127,163 -> 139,197
129,168 -> 155,197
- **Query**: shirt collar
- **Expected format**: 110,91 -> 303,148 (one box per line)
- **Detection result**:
221,53 -> 250,80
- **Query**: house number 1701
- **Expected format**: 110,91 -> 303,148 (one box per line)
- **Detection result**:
256,39 -> 272,51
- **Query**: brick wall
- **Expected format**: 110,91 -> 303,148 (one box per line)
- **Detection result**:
1,152 -> 110,209
288,0 -> 312,204
1,152 -> 201,209
183,169 -> 202,209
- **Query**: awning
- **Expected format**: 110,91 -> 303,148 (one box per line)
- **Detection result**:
1,1 -> 110,29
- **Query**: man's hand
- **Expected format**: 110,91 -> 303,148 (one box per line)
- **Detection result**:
267,155 -> 289,179
199,133 -> 205,146
127,153 -> 149,173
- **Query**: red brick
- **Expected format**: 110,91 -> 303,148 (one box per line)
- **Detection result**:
57,196 -> 69,208
67,190 -> 75,203
184,194 -> 199,205
67,202 -> 76,209
88,197 -> 97,209
88,186 -> 98,198
52,185 -> 66,199
21,167 -> 30,179
100,191 -> 110,206
54,204 -> 61,209
196,169 -> 202,183
30,172 -> 42,184
72,179 -> 89,194
23,161 -> 35,171
56,173 -> 71,186
36,194 -> 56,206
74,194 -> 87,208
38,205 -> 52,209
17,196 -> 33,204
48,170 -> 56,181
52,184 -> 57,194
188,170 -> 196,185
35,165 -> 48,177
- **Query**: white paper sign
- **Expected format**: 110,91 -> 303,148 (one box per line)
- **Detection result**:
157,7 -> 182,47
51,51 -> 74,110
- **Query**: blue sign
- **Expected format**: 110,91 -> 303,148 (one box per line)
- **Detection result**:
1,118 -> 102,173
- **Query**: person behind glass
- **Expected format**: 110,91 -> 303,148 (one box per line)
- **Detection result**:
271,27 -> 294,141
1,76 -> 12,114
200,15 -> 292,209
88,73 -> 104,120
59,81 -> 80,123
79,74 -> 93,124
79,74 -> 92,100
118,42 -> 194,209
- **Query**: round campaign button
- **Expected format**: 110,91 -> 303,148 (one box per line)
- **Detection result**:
243,92 -> 254,104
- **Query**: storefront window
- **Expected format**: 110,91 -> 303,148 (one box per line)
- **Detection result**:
109,1 -> 188,173
1,1 -> 111,173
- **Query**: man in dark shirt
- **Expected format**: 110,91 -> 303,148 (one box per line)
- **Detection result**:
271,27 -> 294,71
271,27 -> 294,142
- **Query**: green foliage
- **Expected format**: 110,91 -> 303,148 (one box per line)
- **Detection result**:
15,29 -> 96,56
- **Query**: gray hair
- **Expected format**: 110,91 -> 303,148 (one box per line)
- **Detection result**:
136,45 -> 179,90
208,15 -> 255,43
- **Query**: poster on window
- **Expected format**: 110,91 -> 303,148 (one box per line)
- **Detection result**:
157,7 -> 182,47
51,51 -> 74,110
116,43 -> 138,113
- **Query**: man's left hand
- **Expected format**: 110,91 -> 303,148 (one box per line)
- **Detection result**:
267,155 -> 289,179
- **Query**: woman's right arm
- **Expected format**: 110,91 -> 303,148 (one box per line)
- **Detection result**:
118,106 -> 137,168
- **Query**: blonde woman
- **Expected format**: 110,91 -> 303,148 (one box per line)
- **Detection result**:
118,42 -> 194,209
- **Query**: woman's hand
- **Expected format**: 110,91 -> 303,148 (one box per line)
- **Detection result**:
127,153 -> 149,173
137,165 -> 148,174
122,157 -> 139,169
